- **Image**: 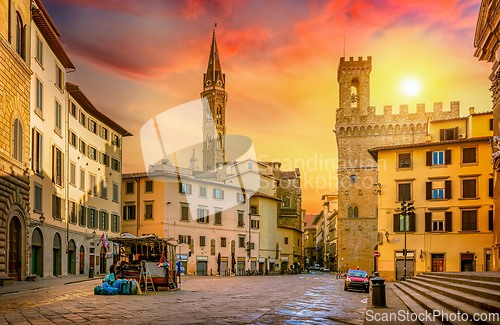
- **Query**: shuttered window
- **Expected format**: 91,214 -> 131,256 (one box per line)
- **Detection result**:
221,237 -> 226,247
69,162 -> 76,185
144,202 -> 154,219
181,203 -> 189,221
52,194 -> 62,219
145,180 -> 153,193
200,236 -> 206,247
53,147 -> 63,187
489,210 -> 494,231
123,205 -> 136,221
111,214 -> 119,233
214,209 -> 222,225
113,182 -> 119,202
489,178 -> 494,198
36,78 -> 43,113
70,201 -> 77,224
34,183 -> 43,212
398,183 -> 411,201
55,100 -> 62,132
179,183 -> 192,194
462,179 -> 477,198
12,118 -> 22,162
398,153 -> 411,168
32,129 -> 42,174
462,147 -> 476,164
440,127 -> 457,141
490,118 -> 494,131
462,210 -> 477,231
126,182 -> 134,194
238,210 -> 244,227
79,205 -> 86,227
393,212 -> 415,232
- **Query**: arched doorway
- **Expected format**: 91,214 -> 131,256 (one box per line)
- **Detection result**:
99,246 -> 107,274
53,233 -> 62,276
79,245 -> 85,275
67,240 -> 76,275
8,216 -> 21,280
31,228 -> 43,277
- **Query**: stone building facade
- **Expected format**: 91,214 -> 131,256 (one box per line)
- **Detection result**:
334,56 -> 460,272
0,0 -> 32,285
474,0 -> 500,271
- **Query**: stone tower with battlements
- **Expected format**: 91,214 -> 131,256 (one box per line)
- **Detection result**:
201,29 -> 227,171
334,56 -> 460,272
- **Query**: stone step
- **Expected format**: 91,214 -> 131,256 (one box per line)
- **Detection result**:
407,278 -> 500,314
418,274 -> 500,292
421,272 -> 500,284
400,280 -> 500,325
394,283 -> 458,325
415,275 -> 500,302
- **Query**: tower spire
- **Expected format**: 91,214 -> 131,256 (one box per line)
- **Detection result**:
204,25 -> 223,89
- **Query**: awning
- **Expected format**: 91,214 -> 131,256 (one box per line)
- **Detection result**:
269,258 -> 275,263
197,256 -> 208,261
259,257 -> 265,263
281,256 -> 288,262
251,257 -> 257,261
237,257 -> 245,261
177,254 -> 188,261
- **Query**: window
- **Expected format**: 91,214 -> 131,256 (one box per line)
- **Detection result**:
179,183 -> 192,195
69,162 -> 76,185
69,201 -> 77,224
197,207 -> 209,223
426,180 -> 451,200
89,147 -> 97,161
101,127 -> 108,140
126,182 -> 134,194
89,174 -> 96,195
36,78 -> 43,113
87,208 -> 97,228
112,214 -> 119,233
237,192 -> 245,203
284,237 -> 289,245
199,186 -> 207,198
251,220 -> 259,229
398,153 -> 411,168
462,210 -> 477,231
462,179 -> 477,199
15,12 -> 22,56
214,188 -> 224,199
221,237 -> 226,247
432,220 -> 444,232
90,120 -> 97,134
248,162 -> 252,169
12,118 -> 22,162
440,127 -> 457,141
214,208 -> 222,225
55,100 -> 62,132
144,201 -> 154,219
490,178 -> 494,198
200,236 -> 206,247
393,212 -> 415,232
178,235 -> 190,244
123,204 -> 136,221
80,168 -> 85,190
462,147 -> 476,164
350,175 -> 357,183
489,210 -> 494,231
80,112 -> 86,127
35,35 -> 43,65
112,134 -> 120,148
181,203 -> 190,221
112,182 -> 119,202
32,129 -> 42,174
69,131 -> 77,148
250,206 -> 258,215
55,65 -> 63,90
238,210 -> 244,227
99,211 -> 108,230
52,194 -> 62,219
282,195 -> 290,208
111,158 -> 120,172
348,205 -> 358,218
238,236 -> 245,248
249,243 -> 255,250
53,147 -> 62,186
398,183 -> 411,201
70,102 -> 77,118
432,189 -> 444,200
102,153 -> 110,167
145,180 -> 153,193
79,205 -> 86,227
34,183 -> 43,213
490,118 -> 494,131
100,178 -> 107,199
79,139 -> 86,155
433,151 -> 444,165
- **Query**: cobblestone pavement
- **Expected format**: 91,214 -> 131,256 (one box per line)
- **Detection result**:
0,272 -> 368,324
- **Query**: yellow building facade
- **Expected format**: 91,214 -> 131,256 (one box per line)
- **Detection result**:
369,110 -> 494,281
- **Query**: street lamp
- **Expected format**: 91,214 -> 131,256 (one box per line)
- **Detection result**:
400,201 -> 414,280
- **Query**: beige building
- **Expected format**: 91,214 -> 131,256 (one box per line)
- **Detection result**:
302,213 -> 318,267
1,0 -> 33,285
321,192 -> 338,270
369,110 -> 494,280
334,56 -> 461,272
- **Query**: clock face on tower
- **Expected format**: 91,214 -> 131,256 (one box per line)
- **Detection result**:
217,80 -> 222,87
206,80 -> 212,87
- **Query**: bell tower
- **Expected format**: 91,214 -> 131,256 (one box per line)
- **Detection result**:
201,28 -> 227,171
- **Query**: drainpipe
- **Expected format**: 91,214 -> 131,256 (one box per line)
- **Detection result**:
135,177 -> 140,236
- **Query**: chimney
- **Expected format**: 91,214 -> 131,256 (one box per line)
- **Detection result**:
469,107 -> 475,115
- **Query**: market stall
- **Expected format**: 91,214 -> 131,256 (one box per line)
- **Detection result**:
109,234 -> 178,290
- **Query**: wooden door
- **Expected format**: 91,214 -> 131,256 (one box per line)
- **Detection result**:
8,217 -> 20,280
431,254 -> 444,272
79,246 -> 85,274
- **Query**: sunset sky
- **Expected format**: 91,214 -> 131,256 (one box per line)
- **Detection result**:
44,0 -> 493,214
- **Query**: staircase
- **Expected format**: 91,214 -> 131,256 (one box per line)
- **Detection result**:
393,272 -> 500,325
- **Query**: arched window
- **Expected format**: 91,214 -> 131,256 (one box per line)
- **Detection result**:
351,78 -> 359,108
217,133 -> 222,149
16,12 -> 22,56
216,106 -> 222,124
12,118 -> 22,162
348,204 -> 358,218
282,195 -> 291,208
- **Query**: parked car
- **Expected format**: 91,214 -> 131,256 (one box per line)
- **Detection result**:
344,269 -> 369,293
313,264 -> 321,270
320,267 -> 330,272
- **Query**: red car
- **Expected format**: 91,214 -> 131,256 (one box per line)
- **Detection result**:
344,269 -> 369,293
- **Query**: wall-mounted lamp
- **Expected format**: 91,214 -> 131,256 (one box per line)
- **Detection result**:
385,231 -> 389,242
92,230 -> 97,239
39,214 -> 45,224
345,225 -> 349,231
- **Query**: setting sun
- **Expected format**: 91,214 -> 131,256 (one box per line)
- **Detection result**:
402,79 -> 421,96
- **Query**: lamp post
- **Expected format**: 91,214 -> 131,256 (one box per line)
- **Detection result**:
400,201 -> 414,280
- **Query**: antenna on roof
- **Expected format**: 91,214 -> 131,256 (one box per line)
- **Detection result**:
343,34 -> 345,58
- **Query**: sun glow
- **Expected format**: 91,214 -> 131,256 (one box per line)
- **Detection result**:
402,79 -> 421,96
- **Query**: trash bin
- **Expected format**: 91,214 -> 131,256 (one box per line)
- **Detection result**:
371,272 -> 386,307
89,267 -> 95,278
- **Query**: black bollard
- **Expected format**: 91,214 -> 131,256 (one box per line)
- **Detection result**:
371,272 -> 386,307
